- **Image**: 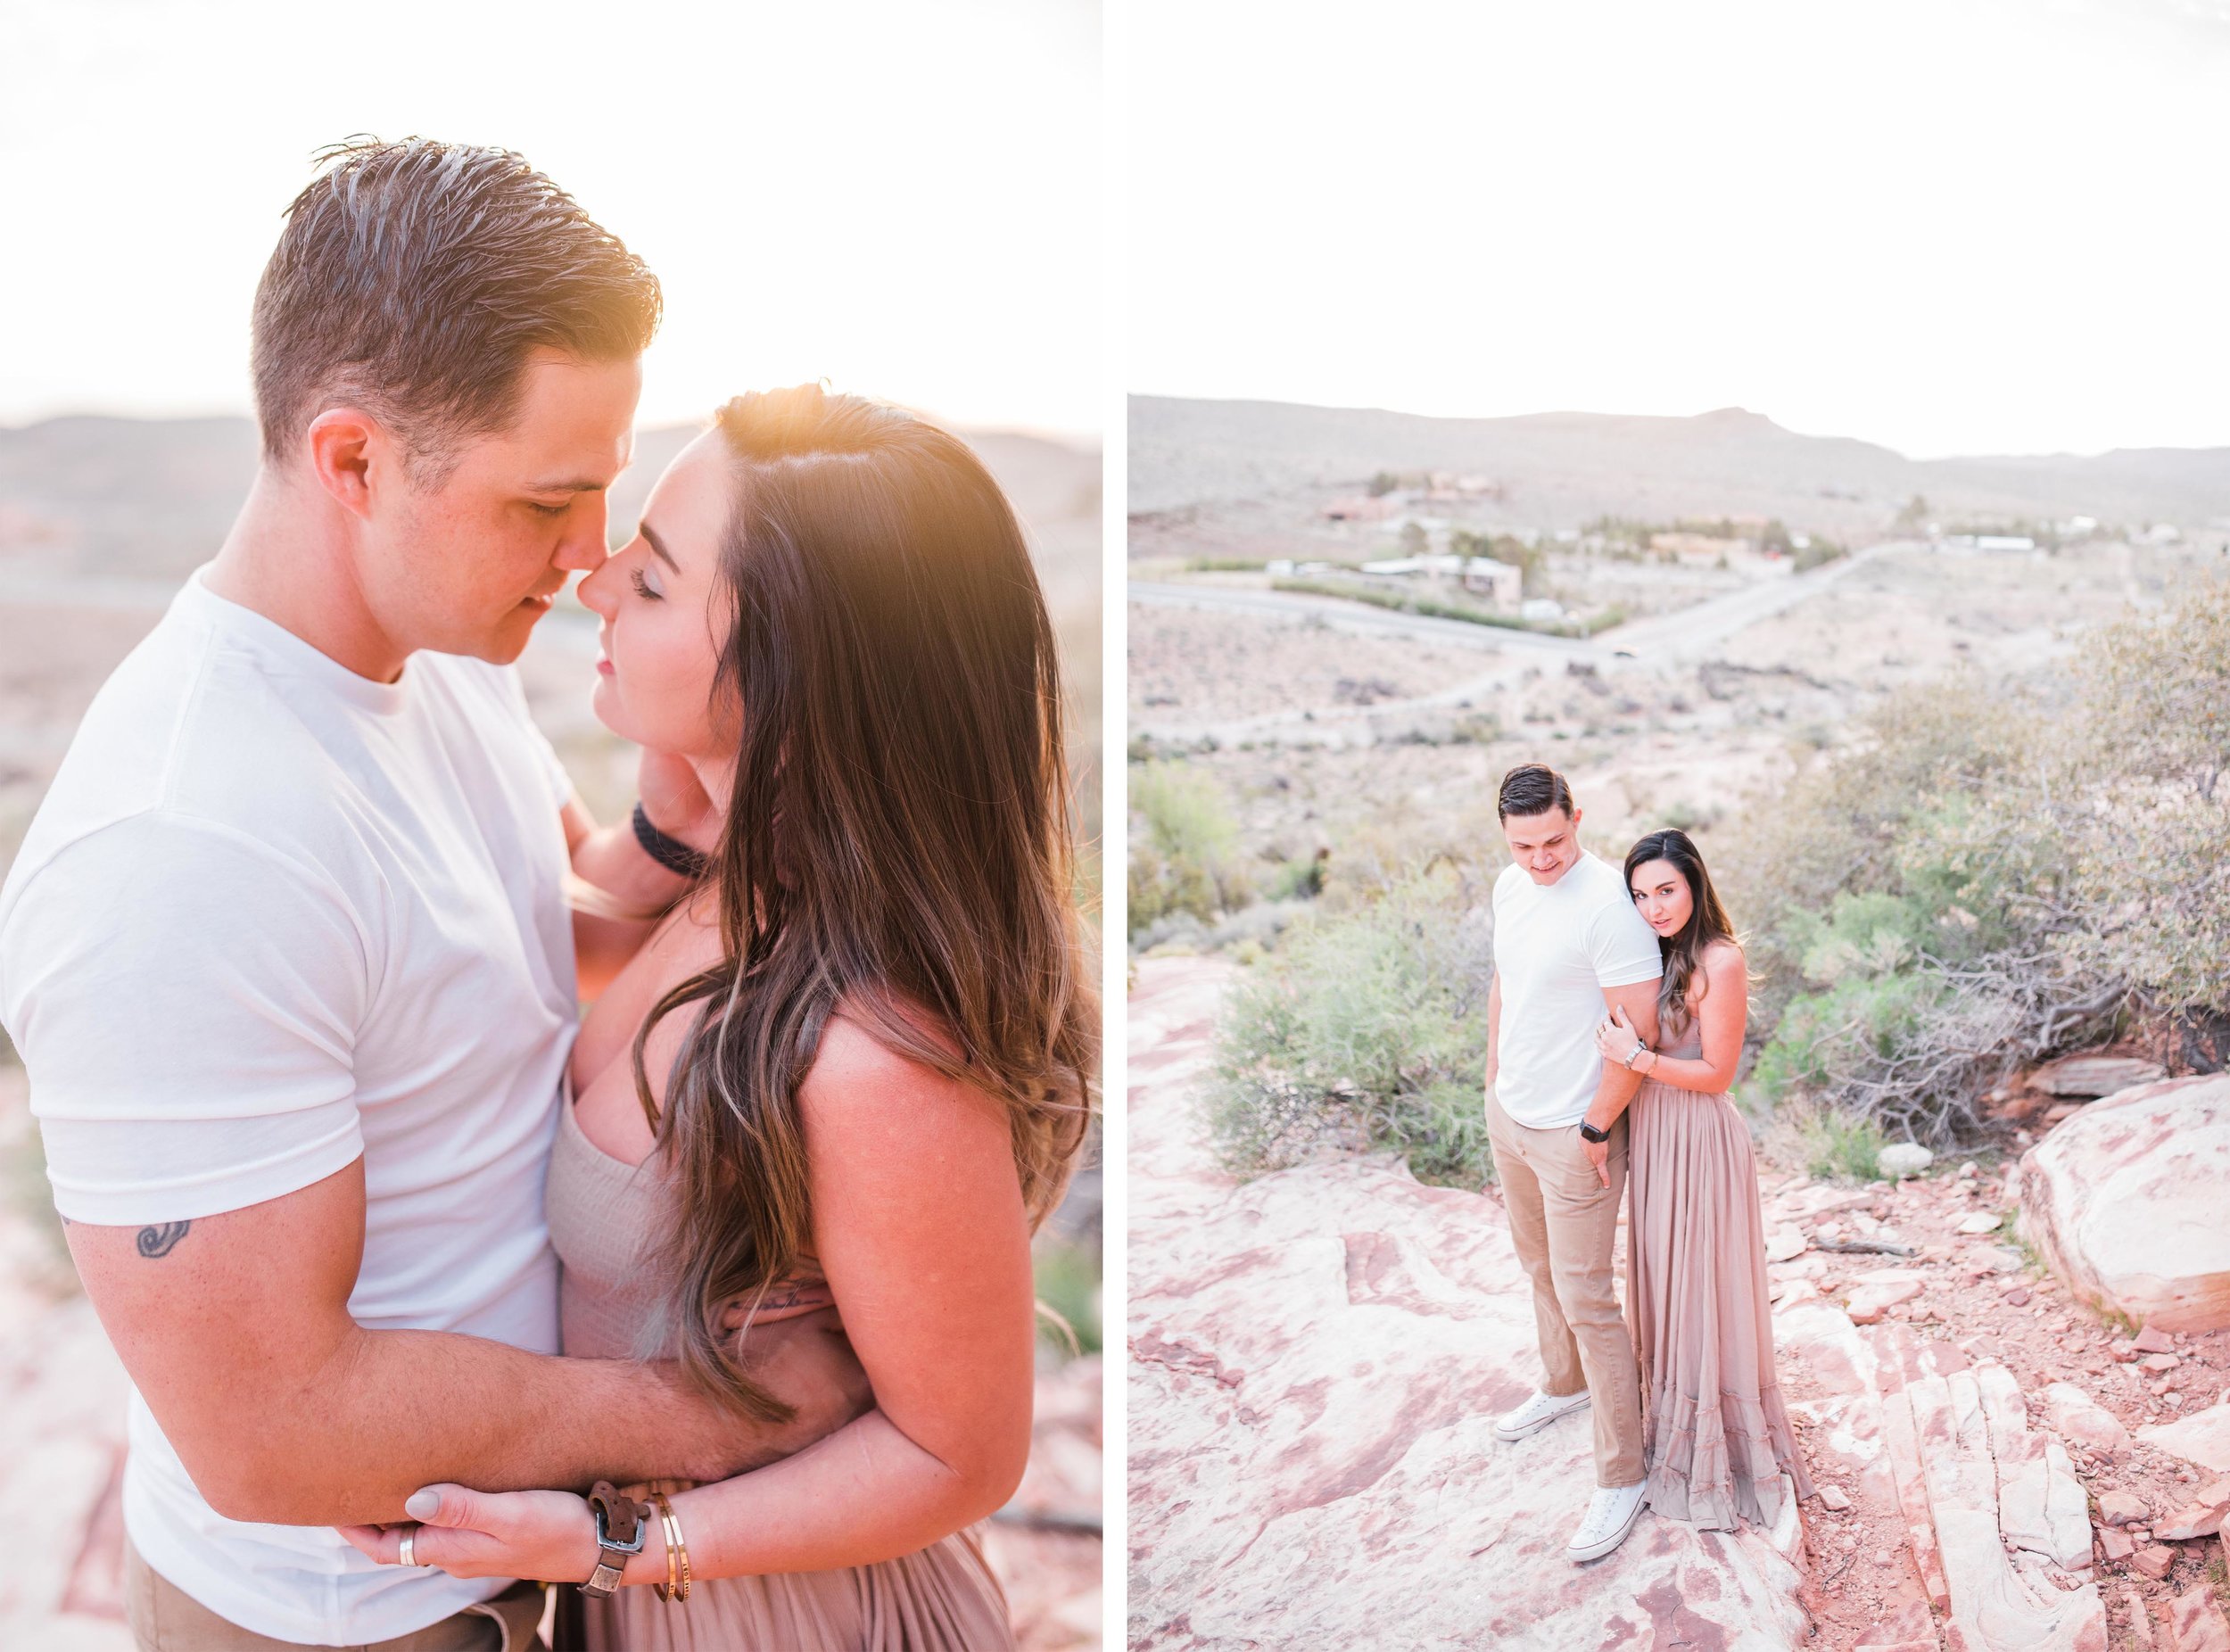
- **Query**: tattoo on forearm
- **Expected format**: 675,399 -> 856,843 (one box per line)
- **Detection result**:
136,1221 -> 191,1259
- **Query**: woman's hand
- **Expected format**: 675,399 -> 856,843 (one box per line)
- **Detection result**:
337,1485 -> 600,1584
1594,1004 -> 1646,1067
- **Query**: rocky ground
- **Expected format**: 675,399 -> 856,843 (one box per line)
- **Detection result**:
1127,956 -> 2230,1652
0,1062 -> 1103,1651
1129,604 -> 1504,725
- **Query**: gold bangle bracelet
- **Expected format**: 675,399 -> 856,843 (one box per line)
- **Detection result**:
651,1490 -> 690,1603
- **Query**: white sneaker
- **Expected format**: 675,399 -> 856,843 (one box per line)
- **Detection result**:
1491,1387 -> 1592,1441
1565,1481 -> 1648,1563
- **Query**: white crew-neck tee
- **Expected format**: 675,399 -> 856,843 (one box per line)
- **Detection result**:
0,569 -> 578,1645
1490,850 -> 1664,1129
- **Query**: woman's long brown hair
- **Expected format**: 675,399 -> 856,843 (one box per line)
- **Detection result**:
1623,828 -> 1741,1042
632,385 -> 1099,1417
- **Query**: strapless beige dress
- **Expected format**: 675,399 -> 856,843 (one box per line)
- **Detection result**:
1624,1017 -> 1815,1531
546,1093 -> 1015,1650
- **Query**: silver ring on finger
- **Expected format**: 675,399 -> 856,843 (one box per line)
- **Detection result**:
399,1528 -> 417,1567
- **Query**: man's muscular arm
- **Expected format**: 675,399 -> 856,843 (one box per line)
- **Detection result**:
68,1158 -> 863,1528
1574,979 -> 1660,1186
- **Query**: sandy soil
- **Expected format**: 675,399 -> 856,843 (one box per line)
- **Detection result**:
1129,605 -> 1503,723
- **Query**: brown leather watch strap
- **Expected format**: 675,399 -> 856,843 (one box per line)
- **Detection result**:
581,1481 -> 652,1598
587,1482 -> 647,1549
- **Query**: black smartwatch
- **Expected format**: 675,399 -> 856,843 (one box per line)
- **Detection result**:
581,1481 -> 648,1598
1577,1119 -> 1611,1144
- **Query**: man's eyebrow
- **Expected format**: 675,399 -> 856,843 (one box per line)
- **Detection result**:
639,521 -> 680,571
529,477 -> 610,494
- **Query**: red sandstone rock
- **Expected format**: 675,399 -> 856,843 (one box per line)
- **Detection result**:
2101,1491 -> 2151,1526
2141,1401 -> 2230,1474
2169,1589 -> 2230,1652
2152,1478 -> 2230,1541
2029,1054 -> 2168,1098
2044,1383 -> 2132,1459
2019,1076 -> 2230,1334
2098,1524 -> 2135,1562
2135,1326 -> 2179,1356
2131,1544 -> 2176,1580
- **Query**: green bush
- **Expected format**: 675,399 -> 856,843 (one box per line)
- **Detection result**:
1723,575 -> 2230,1141
1032,1232 -> 1101,1357
1207,867 -> 1496,1185
1784,1100 -> 1887,1183
1128,761 -> 1254,936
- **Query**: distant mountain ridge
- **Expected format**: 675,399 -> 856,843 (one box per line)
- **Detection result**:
1130,394 -> 2230,536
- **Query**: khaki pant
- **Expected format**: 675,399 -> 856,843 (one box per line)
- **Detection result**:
126,1540 -> 548,1652
1484,1091 -> 1646,1488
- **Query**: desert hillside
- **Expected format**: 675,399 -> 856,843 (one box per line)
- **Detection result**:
1130,394 -> 2230,557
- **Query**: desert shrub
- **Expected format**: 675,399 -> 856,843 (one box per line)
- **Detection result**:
1032,1232 -> 1101,1357
1207,867 -> 1496,1185
1128,761 -> 1253,937
1725,576 -> 2230,1143
1777,1098 -> 1887,1182
1267,851 -> 1326,902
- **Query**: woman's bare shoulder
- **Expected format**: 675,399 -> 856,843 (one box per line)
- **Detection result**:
1700,938 -> 1747,977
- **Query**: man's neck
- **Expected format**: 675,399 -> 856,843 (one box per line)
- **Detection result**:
203,470 -> 409,683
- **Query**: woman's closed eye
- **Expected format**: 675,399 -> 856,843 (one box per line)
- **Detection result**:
628,566 -> 665,600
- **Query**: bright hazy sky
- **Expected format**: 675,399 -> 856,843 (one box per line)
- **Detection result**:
0,0 -> 1099,437
1129,0 -> 2230,458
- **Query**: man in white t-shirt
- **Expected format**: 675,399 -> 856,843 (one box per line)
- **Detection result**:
1481,763 -> 1664,1565
0,140 -> 860,1651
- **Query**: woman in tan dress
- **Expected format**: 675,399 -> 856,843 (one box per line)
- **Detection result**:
1592,829 -> 1813,1532
342,385 -> 1096,1648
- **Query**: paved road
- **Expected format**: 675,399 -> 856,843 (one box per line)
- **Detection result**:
1129,542 -> 1901,743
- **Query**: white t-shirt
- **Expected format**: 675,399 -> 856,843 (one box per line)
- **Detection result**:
0,570 -> 579,1646
1490,851 -> 1664,1128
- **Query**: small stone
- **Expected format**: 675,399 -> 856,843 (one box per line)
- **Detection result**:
2154,1478 -> 2230,1541
1818,1484 -> 1852,1512
1956,1211 -> 2003,1235
1871,1549 -> 1894,1567
2005,1287 -> 2033,1307
1878,1142 -> 1934,1178
2131,1543 -> 2176,1580
1764,1225 -> 1807,1263
2143,1352 -> 2183,1373
2098,1524 -> 2135,1562
2100,1489 -> 2150,1526
2135,1326 -> 2178,1356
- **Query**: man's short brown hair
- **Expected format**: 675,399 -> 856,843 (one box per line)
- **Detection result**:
1498,762 -> 1576,821
251,136 -> 662,478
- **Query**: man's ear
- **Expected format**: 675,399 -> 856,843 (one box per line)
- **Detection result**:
303,407 -> 395,522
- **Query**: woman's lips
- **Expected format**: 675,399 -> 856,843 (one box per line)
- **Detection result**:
596,656 -> 615,676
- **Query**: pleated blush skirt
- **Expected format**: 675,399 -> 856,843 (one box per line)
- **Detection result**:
572,1529 -> 1014,1652
1625,1075 -> 1815,1531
